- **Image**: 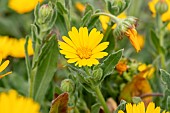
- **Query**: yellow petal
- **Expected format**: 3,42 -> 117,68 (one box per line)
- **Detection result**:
153,107 -> 160,113
59,41 -> 77,54
62,36 -> 77,49
137,102 -> 145,113
0,71 -> 12,79
0,60 -> 10,72
146,102 -> 155,113
60,50 -> 78,58
118,110 -> 124,113
68,27 -> 81,48
126,103 -> 132,113
91,52 -> 108,59
92,42 -> 109,54
67,58 -> 80,63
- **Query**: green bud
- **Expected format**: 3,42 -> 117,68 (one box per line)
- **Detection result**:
60,79 -> 75,93
114,16 -> 138,39
92,68 -> 103,81
155,0 -> 168,15
108,0 -> 130,15
38,3 -> 53,24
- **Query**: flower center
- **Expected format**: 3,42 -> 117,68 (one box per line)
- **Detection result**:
77,47 -> 92,59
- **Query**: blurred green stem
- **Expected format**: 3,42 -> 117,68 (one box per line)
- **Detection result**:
156,13 -> 166,69
93,86 -> 110,113
93,12 -> 120,23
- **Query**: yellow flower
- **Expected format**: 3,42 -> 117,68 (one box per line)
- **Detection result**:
99,12 -> 127,31
118,102 -> 161,113
0,36 -> 34,58
148,0 -> 170,21
125,28 -> 141,52
10,38 -> 34,58
0,36 -> 13,59
0,54 -> 12,79
8,0 -> 43,14
75,2 -> 86,12
0,90 -> 40,113
59,27 -> 109,67
138,64 -> 155,78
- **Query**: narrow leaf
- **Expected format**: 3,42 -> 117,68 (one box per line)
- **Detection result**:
33,35 -> 59,103
101,49 -> 123,77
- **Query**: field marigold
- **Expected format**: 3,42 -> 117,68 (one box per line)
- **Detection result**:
0,54 -> 12,79
8,0 -> 43,14
59,27 -> 109,67
0,90 -> 40,113
118,102 -> 165,113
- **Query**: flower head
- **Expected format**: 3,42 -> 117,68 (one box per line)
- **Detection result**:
138,64 -> 155,78
0,90 -> 40,113
75,2 -> 86,12
148,0 -> 170,21
8,0 -> 43,14
116,60 -> 128,75
59,27 -> 109,67
0,54 -> 12,79
118,102 -> 162,113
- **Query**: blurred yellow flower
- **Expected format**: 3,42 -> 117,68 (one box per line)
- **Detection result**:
125,28 -> 141,52
138,64 -> 155,78
10,38 -> 34,58
99,12 -> 127,31
8,0 -> 43,14
0,54 -> 12,79
0,90 -> 40,113
0,36 -> 34,59
148,0 -> 170,21
0,36 -> 13,59
59,27 -> 109,67
137,34 -> 145,49
118,102 -> 161,113
75,2 -> 86,12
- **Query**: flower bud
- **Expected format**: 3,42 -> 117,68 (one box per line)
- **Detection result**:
114,16 -> 138,39
60,79 -> 75,93
38,3 -> 53,24
108,0 -> 130,15
155,0 -> 168,15
92,68 -> 103,81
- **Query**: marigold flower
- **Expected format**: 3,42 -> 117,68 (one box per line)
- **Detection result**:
125,28 -> 141,52
8,0 -> 43,14
75,2 -> 86,12
116,61 -> 128,75
0,90 -> 40,113
148,0 -> 170,21
138,64 -> 155,78
118,102 -> 162,113
0,54 -> 12,79
59,27 -> 109,67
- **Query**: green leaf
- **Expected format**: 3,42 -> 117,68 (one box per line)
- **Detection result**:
56,2 -> 68,14
150,30 -> 165,53
33,35 -> 59,103
91,103 -> 100,113
161,89 -> 170,109
101,49 -> 123,77
114,100 -> 126,113
49,93 -> 69,113
160,69 -> 170,89
81,10 -> 92,27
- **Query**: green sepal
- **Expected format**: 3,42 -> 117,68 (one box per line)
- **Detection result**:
132,97 -> 142,104
114,100 -> 126,113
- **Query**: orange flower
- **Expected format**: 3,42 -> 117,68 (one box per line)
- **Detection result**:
116,61 -> 128,75
125,28 -> 141,52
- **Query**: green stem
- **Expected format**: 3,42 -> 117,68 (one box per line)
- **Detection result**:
92,12 -> 120,23
94,86 -> 110,113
